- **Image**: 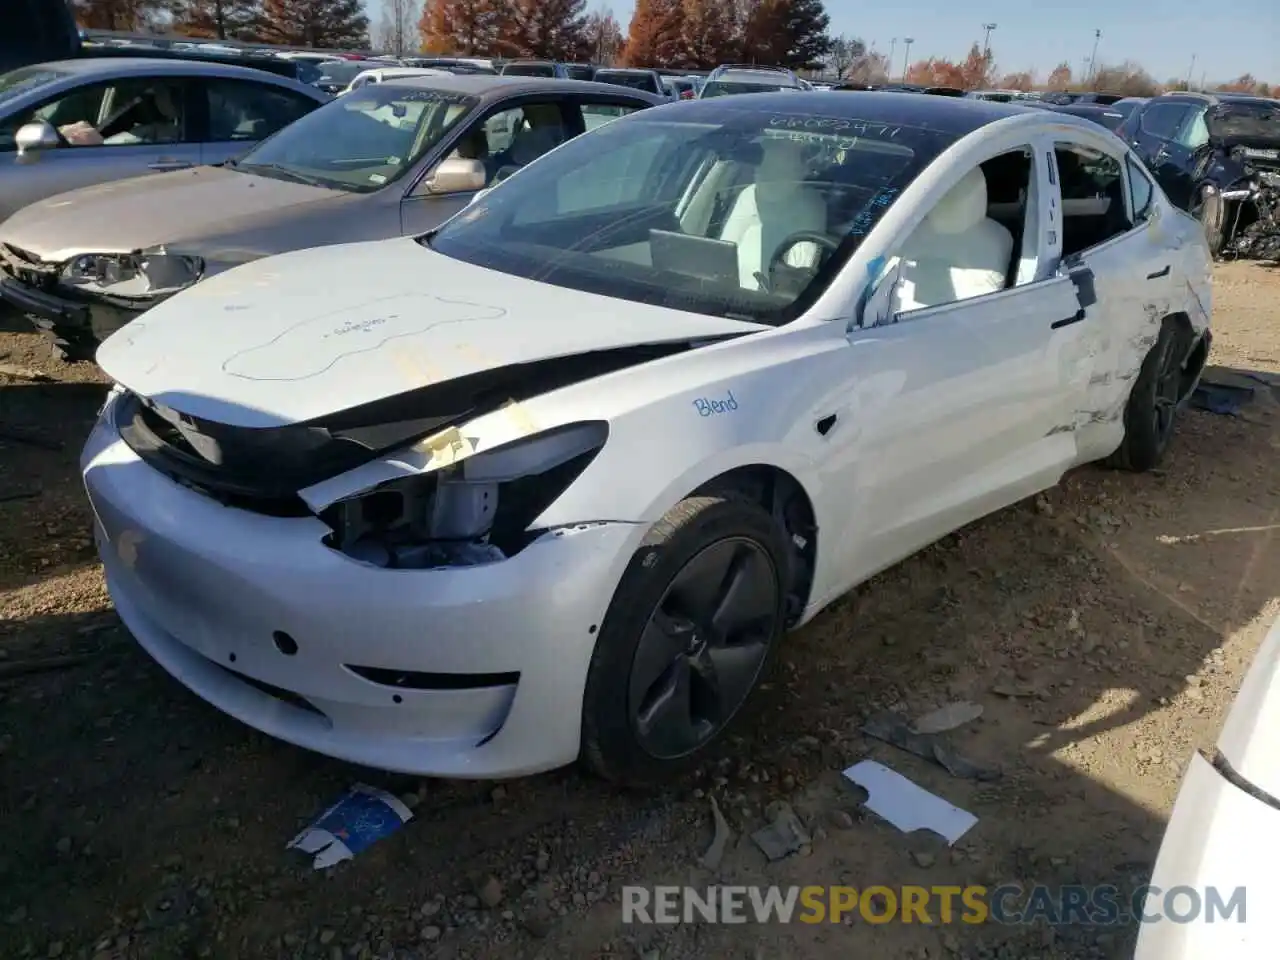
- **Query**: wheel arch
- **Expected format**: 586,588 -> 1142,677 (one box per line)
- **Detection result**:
686,463 -> 819,627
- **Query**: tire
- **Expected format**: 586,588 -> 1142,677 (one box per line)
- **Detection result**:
1195,189 -> 1225,260
1106,316 -> 1185,472
581,492 -> 790,786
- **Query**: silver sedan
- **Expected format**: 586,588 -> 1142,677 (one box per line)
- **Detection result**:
0,57 -> 330,223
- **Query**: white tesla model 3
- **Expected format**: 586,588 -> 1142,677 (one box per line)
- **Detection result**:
83,93 -> 1212,784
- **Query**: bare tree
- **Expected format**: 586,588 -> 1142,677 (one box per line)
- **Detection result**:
377,0 -> 421,54
825,33 -> 864,78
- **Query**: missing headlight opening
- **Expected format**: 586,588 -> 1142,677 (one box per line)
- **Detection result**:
320,421 -> 609,568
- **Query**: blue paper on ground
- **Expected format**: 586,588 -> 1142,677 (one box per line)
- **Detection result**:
287,784 -> 414,869
1191,381 -> 1255,416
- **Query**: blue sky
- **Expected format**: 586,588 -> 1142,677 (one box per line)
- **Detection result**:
591,0 -> 1278,84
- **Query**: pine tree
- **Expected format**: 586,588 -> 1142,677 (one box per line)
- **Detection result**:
419,0 -> 510,55
741,0 -> 829,70
679,0 -> 735,69
169,0 -> 262,40
505,0 -> 590,60
621,0 -> 683,67
258,0 -> 369,48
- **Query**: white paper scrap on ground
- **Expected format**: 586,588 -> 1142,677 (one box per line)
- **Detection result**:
842,760 -> 978,846
287,783 -> 415,870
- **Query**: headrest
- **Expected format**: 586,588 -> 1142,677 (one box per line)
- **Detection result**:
509,125 -> 561,166
758,138 -> 807,183
927,168 -> 988,235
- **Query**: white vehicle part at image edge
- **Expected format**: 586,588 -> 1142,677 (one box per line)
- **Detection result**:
1134,611 -> 1280,957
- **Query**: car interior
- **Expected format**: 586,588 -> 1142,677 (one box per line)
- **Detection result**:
1053,143 -> 1131,256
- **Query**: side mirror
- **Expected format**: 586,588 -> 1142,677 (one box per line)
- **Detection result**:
15,120 -> 60,158
856,258 -> 903,330
425,155 -> 488,195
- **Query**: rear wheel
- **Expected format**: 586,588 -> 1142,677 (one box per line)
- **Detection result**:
1106,316 -> 1185,472
581,493 -> 789,786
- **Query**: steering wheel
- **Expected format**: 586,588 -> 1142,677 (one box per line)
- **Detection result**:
761,231 -> 841,293
768,231 -> 841,274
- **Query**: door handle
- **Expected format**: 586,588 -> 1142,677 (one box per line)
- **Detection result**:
1051,309 -> 1087,329
1146,265 -> 1170,279
147,159 -> 192,171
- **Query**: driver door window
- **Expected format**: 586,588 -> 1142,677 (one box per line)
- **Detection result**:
886,148 -> 1034,318
28,78 -> 189,147
470,102 -> 569,187
1137,103 -> 1193,144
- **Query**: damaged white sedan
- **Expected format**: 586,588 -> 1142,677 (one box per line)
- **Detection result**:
83,93 -> 1212,783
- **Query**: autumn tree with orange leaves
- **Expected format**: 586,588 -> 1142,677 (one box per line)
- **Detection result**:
680,0 -> 737,69
620,0 -> 683,66
1046,62 -> 1073,91
72,0 -> 162,30
419,0 -> 511,54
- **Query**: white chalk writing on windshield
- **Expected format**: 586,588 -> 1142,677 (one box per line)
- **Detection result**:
768,116 -> 901,138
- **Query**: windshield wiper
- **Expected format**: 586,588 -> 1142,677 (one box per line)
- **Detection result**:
234,162 -> 330,188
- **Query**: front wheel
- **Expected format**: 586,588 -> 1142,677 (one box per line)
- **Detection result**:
1194,189 -> 1226,260
581,493 -> 790,786
1106,317 -> 1185,472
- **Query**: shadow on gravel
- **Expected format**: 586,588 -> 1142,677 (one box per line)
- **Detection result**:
0,366 -> 1275,960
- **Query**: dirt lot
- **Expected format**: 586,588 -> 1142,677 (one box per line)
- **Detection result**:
2,261 -> 1279,960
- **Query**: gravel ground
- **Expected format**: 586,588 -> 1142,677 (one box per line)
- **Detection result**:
1,260 -> 1279,960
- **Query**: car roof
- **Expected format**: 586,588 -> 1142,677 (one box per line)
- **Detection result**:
660,89 -> 1038,134
29,56 -> 298,80
710,69 -> 800,85
595,67 -> 652,74
378,73 -> 663,103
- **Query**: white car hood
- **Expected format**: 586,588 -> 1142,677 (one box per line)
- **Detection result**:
96,238 -> 766,428
1216,611 -> 1280,798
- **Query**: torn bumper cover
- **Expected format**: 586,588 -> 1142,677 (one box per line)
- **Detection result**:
82,391 -> 647,777
0,244 -> 148,360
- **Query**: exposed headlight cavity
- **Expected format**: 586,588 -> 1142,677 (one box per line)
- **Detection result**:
321,421 -> 609,569
61,250 -> 204,299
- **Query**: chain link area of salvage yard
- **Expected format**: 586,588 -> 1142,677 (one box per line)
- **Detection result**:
1,260 -> 1279,960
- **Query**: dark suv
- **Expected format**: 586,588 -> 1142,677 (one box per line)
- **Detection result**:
1118,92 -> 1280,258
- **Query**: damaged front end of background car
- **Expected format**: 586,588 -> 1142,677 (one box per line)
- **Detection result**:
1197,102 -> 1280,261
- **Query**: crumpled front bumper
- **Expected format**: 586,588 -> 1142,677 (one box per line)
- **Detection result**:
81,414 -> 646,778
0,273 -> 141,361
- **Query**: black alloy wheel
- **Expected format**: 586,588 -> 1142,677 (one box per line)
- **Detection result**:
628,537 -> 781,760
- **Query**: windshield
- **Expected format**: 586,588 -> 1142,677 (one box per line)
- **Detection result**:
237,86 -> 477,192
701,80 -> 791,98
0,67 -> 67,107
315,61 -> 363,86
594,71 -> 658,93
503,63 -> 556,77
1210,103 -> 1280,142
425,106 -> 949,325
294,61 -> 324,85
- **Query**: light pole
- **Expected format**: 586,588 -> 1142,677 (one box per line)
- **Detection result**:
1087,28 -> 1101,85
887,37 -> 897,79
981,23 -> 997,61
1184,53 -> 1196,89
901,37 -> 913,81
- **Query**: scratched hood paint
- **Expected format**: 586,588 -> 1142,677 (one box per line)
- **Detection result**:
96,238 -> 767,428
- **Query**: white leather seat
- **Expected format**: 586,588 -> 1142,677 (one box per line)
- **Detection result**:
718,139 -> 828,290
893,167 -> 1014,313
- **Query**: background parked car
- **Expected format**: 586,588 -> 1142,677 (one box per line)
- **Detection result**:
698,64 -> 805,98
0,75 -> 661,360
0,57 -> 328,223
1035,102 -> 1129,132
500,60 -> 568,79
591,68 -> 666,97
340,66 -> 450,95
1119,92 -> 1280,258
311,59 -> 365,94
